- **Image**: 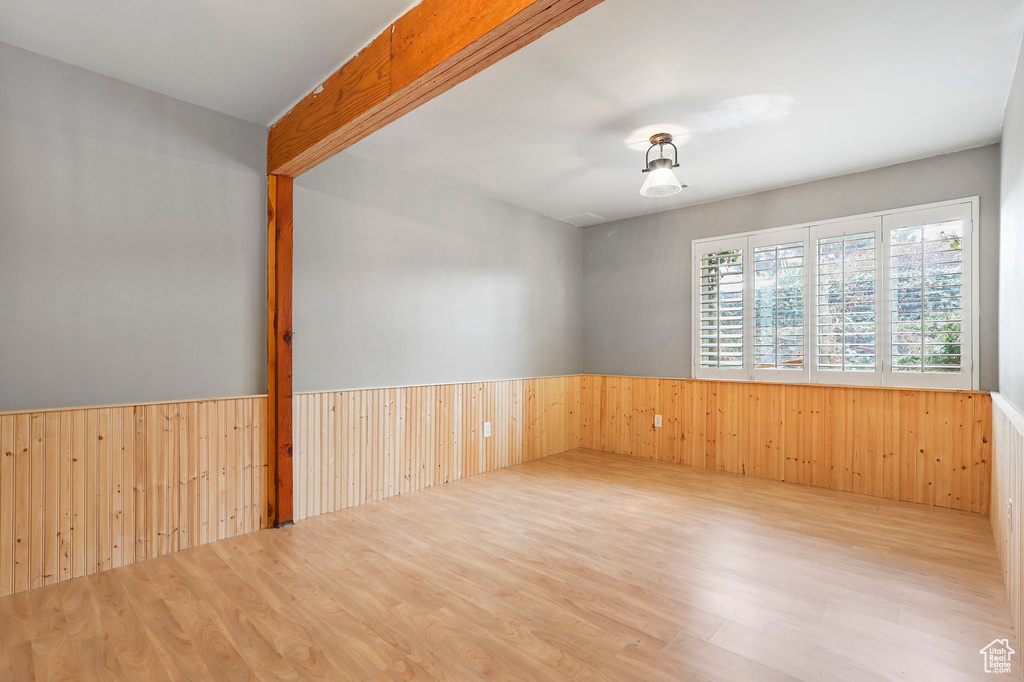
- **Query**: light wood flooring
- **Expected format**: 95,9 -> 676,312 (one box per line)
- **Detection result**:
0,449 -> 1017,681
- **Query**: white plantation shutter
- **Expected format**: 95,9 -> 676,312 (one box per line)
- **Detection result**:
750,228 -> 809,381
811,217 -> 882,385
691,199 -> 976,389
883,204 -> 973,389
696,237 -> 746,378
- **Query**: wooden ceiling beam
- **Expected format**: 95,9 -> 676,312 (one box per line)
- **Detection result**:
267,0 -> 606,177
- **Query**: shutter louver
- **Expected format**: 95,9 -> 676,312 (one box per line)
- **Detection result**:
754,241 -> 805,371
816,232 -> 877,373
890,219 -> 964,374
699,248 -> 744,370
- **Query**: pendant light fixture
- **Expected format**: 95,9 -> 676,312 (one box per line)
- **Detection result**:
640,133 -> 686,198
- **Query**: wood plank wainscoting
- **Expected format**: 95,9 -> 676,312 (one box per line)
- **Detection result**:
0,397 -> 268,598
992,392 -> 1024,642
0,375 -> 1000,600
579,375 -> 993,515
291,376 -> 580,521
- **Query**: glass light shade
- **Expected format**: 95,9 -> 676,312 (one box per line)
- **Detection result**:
640,167 -> 683,197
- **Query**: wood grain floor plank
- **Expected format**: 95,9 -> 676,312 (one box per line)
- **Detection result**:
0,449 -> 1015,681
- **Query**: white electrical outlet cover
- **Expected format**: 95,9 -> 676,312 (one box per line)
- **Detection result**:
483,421 -> 492,438
654,414 -> 663,428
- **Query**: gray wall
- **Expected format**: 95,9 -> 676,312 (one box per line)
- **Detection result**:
0,43 -> 267,411
582,145 -> 1001,389
2,37 -> 1009,409
1000,44 -> 1024,413
293,153 -> 583,393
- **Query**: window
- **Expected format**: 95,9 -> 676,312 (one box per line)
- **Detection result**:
883,204 -> 973,388
811,217 -> 881,386
692,200 -> 976,389
698,238 -> 745,377
749,228 -> 808,381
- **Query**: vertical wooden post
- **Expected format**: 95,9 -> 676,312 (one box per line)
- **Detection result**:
267,174 -> 294,527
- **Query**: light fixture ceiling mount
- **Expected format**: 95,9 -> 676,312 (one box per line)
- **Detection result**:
640,133 -> 687,198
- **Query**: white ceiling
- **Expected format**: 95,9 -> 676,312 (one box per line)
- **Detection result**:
2,0 -> 1022,225
0,0 -> 414,124
345,0 -> 1024,224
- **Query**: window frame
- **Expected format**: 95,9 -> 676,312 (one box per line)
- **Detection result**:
694,236 -> 749,381
748,227 -> 811,384
691,197 -> 980,390
809,216 -> 883,387
881,202 -> 975,390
